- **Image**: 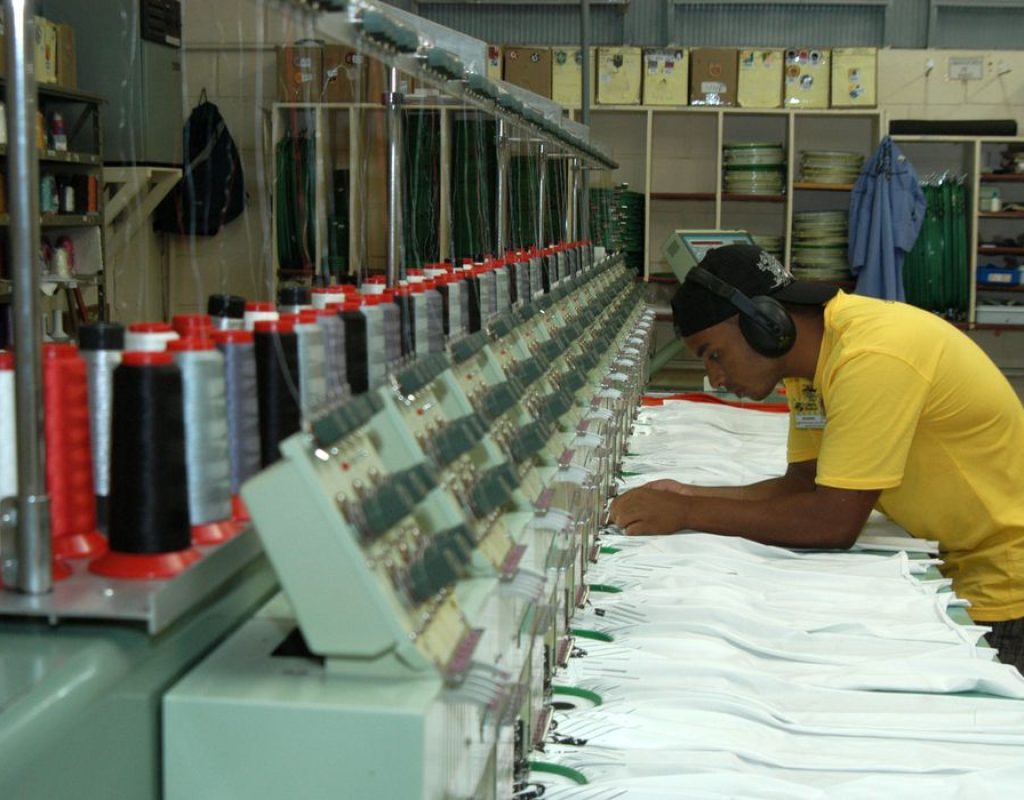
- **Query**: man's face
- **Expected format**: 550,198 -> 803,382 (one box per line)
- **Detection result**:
684,316 -> 780,401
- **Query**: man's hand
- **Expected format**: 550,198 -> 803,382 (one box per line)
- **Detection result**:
641,478 -> 692,495
608,486 -> 691,536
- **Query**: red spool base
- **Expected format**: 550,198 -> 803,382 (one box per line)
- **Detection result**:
192,519 -> 243,546
231,495 -> 250,522
53,558 -> 72,581
89,548 -> 202,580
53,531 -> 107,560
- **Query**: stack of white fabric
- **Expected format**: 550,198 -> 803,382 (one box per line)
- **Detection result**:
538,398 -> 1024,799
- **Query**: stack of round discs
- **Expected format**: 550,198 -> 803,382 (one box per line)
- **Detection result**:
791,210 -> 852,282
799,150 -> 864,185
752,234 -> 785,260
44,343 -> 106,560
723,143 -> 785,195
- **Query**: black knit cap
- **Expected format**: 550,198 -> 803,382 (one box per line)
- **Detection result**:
671,244 -> 840,337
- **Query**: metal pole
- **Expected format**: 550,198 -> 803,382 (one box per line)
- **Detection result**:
536,143 -> 547,249
495,119 -> 509,258
579,0 -> 592,241
384,66 -> 405,288
569,157 -> 580,241
3,0 -> 51,594
580,0 -> 591,126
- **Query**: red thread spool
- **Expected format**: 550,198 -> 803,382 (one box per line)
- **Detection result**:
43,343 -> 106,559
171,313 -> 214,340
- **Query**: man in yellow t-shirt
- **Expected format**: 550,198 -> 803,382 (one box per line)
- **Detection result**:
609,244 -> 1024,670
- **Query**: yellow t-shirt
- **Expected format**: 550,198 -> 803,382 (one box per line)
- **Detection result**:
785,291 -> 1024,622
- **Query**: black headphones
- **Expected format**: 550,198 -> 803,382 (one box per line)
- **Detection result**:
686,266 -> 796,358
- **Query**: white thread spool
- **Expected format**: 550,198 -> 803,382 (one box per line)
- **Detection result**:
0,351 -> 17,501
125,322 -> 179,352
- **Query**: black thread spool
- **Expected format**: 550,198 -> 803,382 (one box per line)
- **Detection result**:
254,319 -> 302,466
465,261 -> 482,333
425,268 -> 451,337
395,285 -> 416,356
208,294 -> 246,330
90,351 -> 200,580
277,285 -> 312,315
340,298 -> 368,395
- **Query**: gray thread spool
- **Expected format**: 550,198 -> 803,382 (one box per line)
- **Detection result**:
78,322 -> 124,530
495,262 -> 511,314
379,297 -> 402,369
454,277 -> 470,337
424,285 -> 445,354
170,343 -> 233,529
516,254 -> 530,306
295,319 -> 328,418
412,288 -> 430,356
316,310 -> 348,401
213,332 -> 261,498
362,299 -> 388,389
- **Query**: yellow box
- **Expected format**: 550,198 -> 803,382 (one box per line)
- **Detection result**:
33,16 -> 58,85
738,49 -> 783,108
486,45 -> 502,81
784,48 -> 830,108
551,46 -> 583,108
597,46 -> 643,105
831,47 -> 876,107
642,48 -> 688,106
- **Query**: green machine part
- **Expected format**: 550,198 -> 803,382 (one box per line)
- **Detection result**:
0,555 -> 277,800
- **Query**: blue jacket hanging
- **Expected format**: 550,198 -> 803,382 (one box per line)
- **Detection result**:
848,137 -> 925,301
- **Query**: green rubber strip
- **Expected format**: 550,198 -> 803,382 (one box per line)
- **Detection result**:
571,627 -> 614,642
588,583 -> 623,594
552,685 -> 604,706
599,545 -> 621,554
529,761 -> 589,785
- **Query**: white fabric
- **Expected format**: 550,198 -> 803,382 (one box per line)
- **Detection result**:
537,397 -> 1024,797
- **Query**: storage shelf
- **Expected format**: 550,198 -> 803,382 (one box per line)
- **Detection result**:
0,145 -> 102,165
977,283 -> 1024,292
649,191 -> 715,201
980,173 -> 1024,183
0,273 -> 102,290
978,211 -> 1024,219
0,76 -> 105,105
721,192 -> 786,203
792,181 -> 855,191
978,246 -> 1024,255
0,213 -> 102,227
974,323 -> 1024,331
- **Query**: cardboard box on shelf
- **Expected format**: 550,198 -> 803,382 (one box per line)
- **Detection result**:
486,45 -> 502,81
831,47 -> 876,107
56,23 -> 76,89
277,44 -> 323,103
504,46 -> 552,98
689,48 -> 738,106
642,47 -> 688,106
784,48 -> 830,108
737,49 -> 783,108
33,16 -> 58,85
597,46 -> 642,105
552,46 -> 583,108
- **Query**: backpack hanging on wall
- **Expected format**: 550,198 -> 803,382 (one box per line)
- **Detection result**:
154,91 -> 245,236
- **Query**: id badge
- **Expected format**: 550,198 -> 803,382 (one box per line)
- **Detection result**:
792,382 -> 826,430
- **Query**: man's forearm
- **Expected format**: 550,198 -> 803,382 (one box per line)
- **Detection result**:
677,473 -> 813,501
682,488 -> 875,549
